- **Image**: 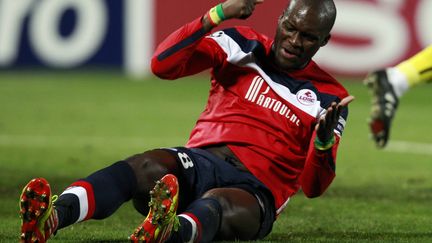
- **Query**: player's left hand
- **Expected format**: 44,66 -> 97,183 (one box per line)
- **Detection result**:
315,95 -> 355,142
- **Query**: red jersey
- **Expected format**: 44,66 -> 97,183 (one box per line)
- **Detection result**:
151,17 -> 350,215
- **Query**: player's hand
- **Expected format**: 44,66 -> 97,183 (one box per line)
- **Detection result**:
222,0 -> 264,20
315,95 -> 355,143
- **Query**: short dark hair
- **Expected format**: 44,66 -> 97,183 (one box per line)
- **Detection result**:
283,0 -> 337,33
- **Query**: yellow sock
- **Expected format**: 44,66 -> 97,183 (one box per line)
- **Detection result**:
396,45 -> 432,87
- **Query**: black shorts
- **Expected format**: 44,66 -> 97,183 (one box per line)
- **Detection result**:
162,147 -> 276,239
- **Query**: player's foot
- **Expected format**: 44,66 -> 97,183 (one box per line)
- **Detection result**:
19,178 -> 58,243
129,174 -> 180,243
364,69 -> 399,148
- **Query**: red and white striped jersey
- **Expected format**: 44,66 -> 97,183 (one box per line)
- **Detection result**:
151,16 -> 350,215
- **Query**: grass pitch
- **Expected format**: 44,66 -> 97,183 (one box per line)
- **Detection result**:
1,71 -> 432,242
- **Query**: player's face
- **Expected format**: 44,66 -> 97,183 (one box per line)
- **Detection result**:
273,8 -> 330,70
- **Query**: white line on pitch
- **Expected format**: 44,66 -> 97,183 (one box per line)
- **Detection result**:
385,140 -> 432,155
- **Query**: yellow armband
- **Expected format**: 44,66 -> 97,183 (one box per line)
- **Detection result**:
207,4 -> 225,26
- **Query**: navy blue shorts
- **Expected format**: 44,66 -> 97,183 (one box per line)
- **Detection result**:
162,147 -> 276,239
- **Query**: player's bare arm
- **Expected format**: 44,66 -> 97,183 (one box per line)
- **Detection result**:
316,95 -> 355,144
202,0 -> 264,31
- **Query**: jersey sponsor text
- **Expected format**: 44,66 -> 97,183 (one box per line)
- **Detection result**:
245,76 -> 300,126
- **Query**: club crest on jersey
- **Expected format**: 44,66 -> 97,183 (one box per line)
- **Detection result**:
296,89 -> 317,106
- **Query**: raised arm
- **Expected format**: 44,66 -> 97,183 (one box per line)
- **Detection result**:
151,0 -> 264,80
300,95 -> 355,198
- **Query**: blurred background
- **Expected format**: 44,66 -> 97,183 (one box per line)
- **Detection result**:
1,0 -> 432,241
0,0 -> 430,77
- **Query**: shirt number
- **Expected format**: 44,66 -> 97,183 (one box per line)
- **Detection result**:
178,152 -> 194,169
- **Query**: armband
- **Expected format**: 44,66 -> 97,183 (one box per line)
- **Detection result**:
207,3 -> 226,26
314,135 -> 335,151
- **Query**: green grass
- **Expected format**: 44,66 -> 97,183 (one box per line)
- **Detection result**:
1,71 -> 432,242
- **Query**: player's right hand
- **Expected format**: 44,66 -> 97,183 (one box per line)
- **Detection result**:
315,95 -> 355,143
222,0 -> 264,20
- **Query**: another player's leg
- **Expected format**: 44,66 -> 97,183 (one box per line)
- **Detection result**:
395,45 -> 432,88
364,70 -> 399,148
364,45 -> 432,148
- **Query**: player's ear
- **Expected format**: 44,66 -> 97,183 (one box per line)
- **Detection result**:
320,34 -> 331,47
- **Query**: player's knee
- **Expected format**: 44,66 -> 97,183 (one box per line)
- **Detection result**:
125,151 -> 163,182
125,149 -> 179,196
202,189 -> 228,208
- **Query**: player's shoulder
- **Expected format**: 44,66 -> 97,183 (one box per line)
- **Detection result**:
214,26 -> 272,46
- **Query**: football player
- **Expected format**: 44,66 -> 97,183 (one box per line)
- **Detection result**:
19,0 -> 354,242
